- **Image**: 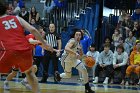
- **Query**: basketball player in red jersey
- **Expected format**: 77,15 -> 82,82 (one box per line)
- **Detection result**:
3,33 -> 41,90
0,2 -> 54,93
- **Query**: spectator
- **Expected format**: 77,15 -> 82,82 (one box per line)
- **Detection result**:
93,44 -> 114,84
118,10 -> 127,24
112,45 -> 128,84
29,6 -> 40,23
132,6 -> 140,21
132,21 -> 140,39
19,6 -> 29,22
122,13 -> 133,30
80,29 -> 92,54
100,36 -> 115,52
43,0 -> 56,18
30,18 -> 37,26
13,0 -> 20,15
86,43 -> 99,81
112,29 -> 122,48
124,31 -> 136,55
125,40 -> 140,85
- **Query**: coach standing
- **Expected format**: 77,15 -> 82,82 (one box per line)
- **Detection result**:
40,23 -> 62,83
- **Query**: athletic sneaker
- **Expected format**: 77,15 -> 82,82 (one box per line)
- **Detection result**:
54,71 -> 61,82
85,88 -> 95,93
21,80 -> 32,90
4,81 -> 10,90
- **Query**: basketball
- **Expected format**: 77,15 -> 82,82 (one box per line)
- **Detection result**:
84,56 -> 95,67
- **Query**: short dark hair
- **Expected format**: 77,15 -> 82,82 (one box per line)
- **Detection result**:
89,43 -> 96,51
0,1 -> 7,16
104,43 -> 110,48
71,28 -> 83,40
116,44 -> 124,52
104,36 -> 112,43
35,25 -> 43,30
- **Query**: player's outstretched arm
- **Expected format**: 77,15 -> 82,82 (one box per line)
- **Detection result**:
19,17 -> 53,52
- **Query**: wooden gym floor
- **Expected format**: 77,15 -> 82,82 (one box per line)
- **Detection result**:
0,76 -> 140,93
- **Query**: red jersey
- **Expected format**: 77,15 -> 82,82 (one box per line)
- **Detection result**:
26,34 -> 35,40
0,15 -> 31,50
26,34 -> 35,49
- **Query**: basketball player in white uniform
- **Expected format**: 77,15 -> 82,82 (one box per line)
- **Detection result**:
60,28 -> 95,93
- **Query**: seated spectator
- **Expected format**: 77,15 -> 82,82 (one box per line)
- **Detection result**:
125,40 -> 140,85
112,29 -> 122,48
43,0 -> 55,14
86,43 -> 99,81
13,0 -> 20,15
30,18 -> 37,27
118,10 -> 127,25
19,6 -> 29,22
112,45 -> 128,84
132,21 -> 140,39
122,13 -> 133,30
100,36 -> 115,52
93,44 -> 113,84
132,6 -> 140,21
29,6 -> 40,23
124,31 -> 136,55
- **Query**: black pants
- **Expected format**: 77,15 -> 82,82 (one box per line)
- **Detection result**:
113,65 -> 127,80
95,64 -> 114,77
42,50 -> 58,77
33,56 -> 43,76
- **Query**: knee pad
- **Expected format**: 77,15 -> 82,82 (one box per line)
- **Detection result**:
60,72 -> 71,78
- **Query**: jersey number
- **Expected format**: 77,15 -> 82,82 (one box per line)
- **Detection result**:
2,19 -> 17,30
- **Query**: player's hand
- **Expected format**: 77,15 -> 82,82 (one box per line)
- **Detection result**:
47,46 -> 54,52
76,53 -> 80,59
41,44 -> 53,52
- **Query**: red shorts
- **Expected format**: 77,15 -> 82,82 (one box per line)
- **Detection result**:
0,49 -> 33,73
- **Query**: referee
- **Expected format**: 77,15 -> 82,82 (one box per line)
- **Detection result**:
40,23 -> 62,83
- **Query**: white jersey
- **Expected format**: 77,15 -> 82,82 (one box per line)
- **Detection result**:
61,38 -> 81,63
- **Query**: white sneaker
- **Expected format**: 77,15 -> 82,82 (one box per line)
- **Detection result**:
4,81 -> 10,90
93,77 -> 98,84
125,81 -> 129,86
21,80 -> 32,90
137,80 -> 140,85
103,77 -> 109,84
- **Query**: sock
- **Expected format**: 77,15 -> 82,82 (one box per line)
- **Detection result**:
23,77 -> 27,83
4,80 -> 8,84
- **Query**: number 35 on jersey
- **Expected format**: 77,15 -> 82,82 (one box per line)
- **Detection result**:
2,19 -> 17,30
